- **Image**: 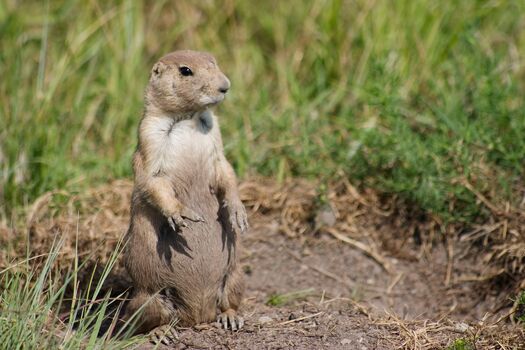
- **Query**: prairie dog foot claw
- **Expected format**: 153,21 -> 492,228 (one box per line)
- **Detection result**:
225,199 -> 249,234
168,207 -> 205,231
181,206 -> 205,222
149,324 -> 178,345
216,309 -> 244,331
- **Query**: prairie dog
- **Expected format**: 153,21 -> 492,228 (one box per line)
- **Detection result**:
124,50 -> 248,338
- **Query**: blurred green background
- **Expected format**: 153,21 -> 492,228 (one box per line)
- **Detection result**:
1,0 -> 524,223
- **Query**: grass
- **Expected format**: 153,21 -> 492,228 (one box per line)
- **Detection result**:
0,235 -> 146,349
1,1 -> 524,223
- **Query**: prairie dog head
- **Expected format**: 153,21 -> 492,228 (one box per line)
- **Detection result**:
145,50 -> 231,116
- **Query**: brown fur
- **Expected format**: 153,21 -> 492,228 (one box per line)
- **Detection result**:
123,50 -> 248,335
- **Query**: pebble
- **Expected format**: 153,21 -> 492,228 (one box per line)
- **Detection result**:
258,316 -> 273,324
315,204 -> 337,228
455,322 -> 470,333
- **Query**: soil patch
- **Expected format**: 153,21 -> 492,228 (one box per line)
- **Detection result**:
136,229 -> 523,349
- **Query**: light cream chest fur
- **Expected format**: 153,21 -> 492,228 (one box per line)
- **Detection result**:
141,112 -> 220,178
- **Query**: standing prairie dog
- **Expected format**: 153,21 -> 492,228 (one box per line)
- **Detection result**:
124,50 -> 248,340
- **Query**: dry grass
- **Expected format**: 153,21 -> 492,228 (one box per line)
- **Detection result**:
2,176 -> 525,296
1,180 -> 131,272
375,313 -> 525,350
1,177 -> 525,348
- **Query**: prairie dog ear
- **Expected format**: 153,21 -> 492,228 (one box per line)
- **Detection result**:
151,62 -> 167,78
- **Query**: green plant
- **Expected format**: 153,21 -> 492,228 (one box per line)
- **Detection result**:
0,235 -> 146,349
266,288 -> 315,306
1,0 -> 524,224
447,338 -> 474,350
513,290 -> 525,324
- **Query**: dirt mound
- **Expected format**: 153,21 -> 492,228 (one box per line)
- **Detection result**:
1,177 -> 524,348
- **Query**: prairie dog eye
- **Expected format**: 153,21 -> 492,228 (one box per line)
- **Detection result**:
179,66 -> 193,76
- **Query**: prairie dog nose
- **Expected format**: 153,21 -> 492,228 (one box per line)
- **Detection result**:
218,76 -> 231,93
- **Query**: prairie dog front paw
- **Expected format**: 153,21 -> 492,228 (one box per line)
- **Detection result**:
224,197 -> 248,234
167,206 -> 205,232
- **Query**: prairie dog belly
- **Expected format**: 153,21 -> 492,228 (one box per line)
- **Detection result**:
154,186 -> 233,303
138,113 -> 231,290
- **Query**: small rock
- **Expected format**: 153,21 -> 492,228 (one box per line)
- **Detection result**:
314,204 -> 337,229
454,322 -> 470,333
341,338 -> 352,345
258,316 -> 273,324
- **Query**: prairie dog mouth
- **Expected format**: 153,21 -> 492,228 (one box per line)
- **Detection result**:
200,94 -> 225,106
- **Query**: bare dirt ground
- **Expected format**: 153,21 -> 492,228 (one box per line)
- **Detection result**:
2,178 -> 524,349
141,222 -> 523,349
